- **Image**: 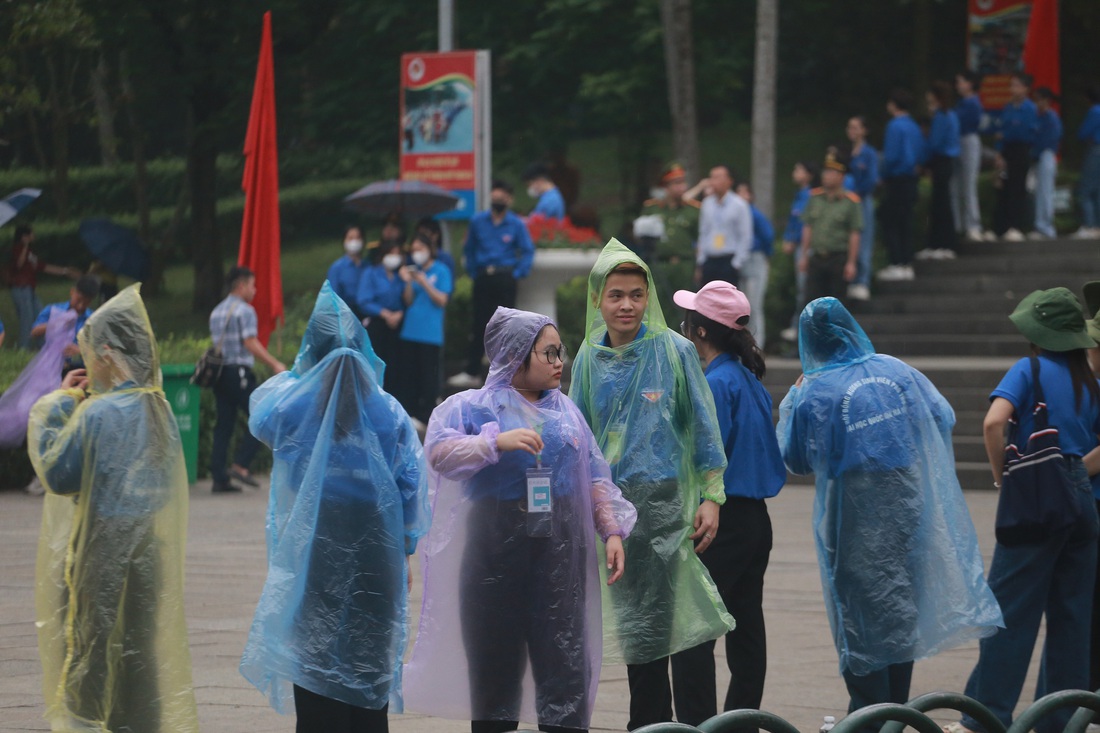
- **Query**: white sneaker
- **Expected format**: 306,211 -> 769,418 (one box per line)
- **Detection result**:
445,371 -> 482,388
966,227 -> 985,242
901,265 -> 916,281
876,265 -> 907,282
982,229 -> 999,242
24,476 -> 45,496
934,249 -> 957,260
780,327 -> 797,342
847,284 -> 871,301
1072,227 -> 1100,239
914,248 -> 938,260
1002,228 -> 1026,241
1026,231 -> 1050,240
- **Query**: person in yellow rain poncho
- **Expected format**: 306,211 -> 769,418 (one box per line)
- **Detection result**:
28,284 -> 198,733
568,239 -> 733,730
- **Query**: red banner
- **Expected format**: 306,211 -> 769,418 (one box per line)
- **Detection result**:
968,0 -> 1032,110
1022,0 -> 1060,102
400,52 -> 480,218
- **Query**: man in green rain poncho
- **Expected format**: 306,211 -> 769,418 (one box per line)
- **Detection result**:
570,238 -> 733,731
28,284 -> 198,733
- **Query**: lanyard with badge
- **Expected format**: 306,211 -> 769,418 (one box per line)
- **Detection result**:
525,420 -> 553,537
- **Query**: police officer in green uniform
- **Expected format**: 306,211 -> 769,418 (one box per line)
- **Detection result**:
798,151 -> 863,304
637,163 -> 701,322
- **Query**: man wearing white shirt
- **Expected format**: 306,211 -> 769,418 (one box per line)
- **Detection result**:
696,165 -> 753,286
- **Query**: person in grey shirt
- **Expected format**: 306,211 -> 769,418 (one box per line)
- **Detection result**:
691,165 -> 753,287
208,266 -> 286,493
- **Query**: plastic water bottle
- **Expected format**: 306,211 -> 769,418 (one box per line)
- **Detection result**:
820,716 -> 836,733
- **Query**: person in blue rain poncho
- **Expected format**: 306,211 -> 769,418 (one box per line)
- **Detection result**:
404,306 -> 637,733
240,282 -> 430,733
569,239 -> 733,731
776,297 -> 1003,723
28,284 -> 198,733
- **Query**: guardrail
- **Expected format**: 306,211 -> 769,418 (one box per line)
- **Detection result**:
632,689 -> 1100,733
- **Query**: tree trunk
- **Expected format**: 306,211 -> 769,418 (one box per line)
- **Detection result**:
119,52 -> 158,292
90,53 -> 119,167
188,115 -> 223,313
750,0 -> 779,221
659,0 -> 700,184
45,52 -> 70,223
913,0 -> 931,99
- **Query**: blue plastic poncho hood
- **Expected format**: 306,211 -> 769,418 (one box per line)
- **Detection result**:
777,298 -> 1003,675
405,306 -> 636,730
240,282 -> 430,715
568,239 -> 732,665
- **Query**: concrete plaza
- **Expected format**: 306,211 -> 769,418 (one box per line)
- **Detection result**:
0,482 -> 1045,732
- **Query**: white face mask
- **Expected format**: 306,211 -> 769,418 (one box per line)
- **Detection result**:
526,185 -> 539,199
411,250 -> 430,267
344,238 -> 364,255
382,253 -> 403,271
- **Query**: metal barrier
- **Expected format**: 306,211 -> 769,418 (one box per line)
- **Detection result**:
633,689 -> 1100,733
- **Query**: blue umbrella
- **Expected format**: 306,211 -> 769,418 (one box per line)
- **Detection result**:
0,188 -> 42,228
78,218 -> 150,281
343,179 -> 458,218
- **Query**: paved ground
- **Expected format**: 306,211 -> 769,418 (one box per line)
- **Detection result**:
0,482 -> 1046,733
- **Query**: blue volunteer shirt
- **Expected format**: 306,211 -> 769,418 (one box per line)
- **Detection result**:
928,109 -> 961,157
997,98 -> 1039,148
463,210 -> 536,277
705,353 -> 786,499
847,144 -> 879,198
399,260 -> 452,346
990,353 -> 1100,458
326,255 -> 368,316
883,114 -> 925,178
783,186 -> 811,244
956,95 -> 983,137
532,186 -> 566,220
748,204 -> 775,256
1033,109 -> 1063,157
356,264 -> 405,318
33,302 -> 93,342
1078,104 -> 1100,145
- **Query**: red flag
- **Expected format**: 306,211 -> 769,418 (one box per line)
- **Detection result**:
238,11 -> 283,346
1023,0 -> 1060,103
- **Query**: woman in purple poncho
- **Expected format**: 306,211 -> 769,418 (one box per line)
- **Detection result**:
404,306 -> 637,733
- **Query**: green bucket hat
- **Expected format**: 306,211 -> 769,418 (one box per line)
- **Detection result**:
1083,281 -> 1100,345
1009,287 -> 1095,352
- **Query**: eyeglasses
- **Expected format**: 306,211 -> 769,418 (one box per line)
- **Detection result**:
532,345 -> 567,365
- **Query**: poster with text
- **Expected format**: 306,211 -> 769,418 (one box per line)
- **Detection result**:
400,51 -> 491,220
968,0 -> 1033,110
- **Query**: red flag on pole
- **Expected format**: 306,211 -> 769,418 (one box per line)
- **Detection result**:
1023,0 -> 1060,103
238,11 -> 283,347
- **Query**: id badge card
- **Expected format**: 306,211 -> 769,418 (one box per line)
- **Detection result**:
712,233 -> 726,250
526,468 -> 553,513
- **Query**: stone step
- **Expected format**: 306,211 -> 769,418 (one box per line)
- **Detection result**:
874,273 -> 1091,297
856,292 -> 1033,314
911,255 -> 1096,277
866,334 -> 1025,357
954,238 -> 1100,257
858,314 -> 1013,336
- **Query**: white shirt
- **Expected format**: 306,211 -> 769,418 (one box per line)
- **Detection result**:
697,191 -> 753,269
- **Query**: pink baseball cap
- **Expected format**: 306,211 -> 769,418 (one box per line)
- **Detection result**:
673,281 -> 751,329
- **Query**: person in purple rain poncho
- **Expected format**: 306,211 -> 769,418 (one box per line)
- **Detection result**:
0,306 -> 76,448
404,307 -> 638,733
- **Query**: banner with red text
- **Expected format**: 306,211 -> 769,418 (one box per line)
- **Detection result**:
399,51 -> 491,220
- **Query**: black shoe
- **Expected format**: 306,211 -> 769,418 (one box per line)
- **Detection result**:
229,468 -> 260,488
212,481 -> 242,494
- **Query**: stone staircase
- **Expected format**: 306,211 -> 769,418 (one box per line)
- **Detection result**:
763,237 -> 1099,491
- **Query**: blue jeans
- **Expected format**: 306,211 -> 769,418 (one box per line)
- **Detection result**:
10,285 -> 42,349
1033,150 -> 1057,237
960,459 -> 1099,733
855,195 -> 875,287
740,251 -> 770,348
1079,146 -> 1100,228
952,133 -> 983,233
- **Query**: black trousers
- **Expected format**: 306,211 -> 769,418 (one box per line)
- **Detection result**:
841,662 -> 914,733
701,256 -> 740,287
996,142 -> 1032,235
805,251 -> 849,305
210,365 -> 261,484
466,272 -> 517,375
880,175 -> 918,266
927,155 -> 958,251
293,685 -> 389,733
669,498 -> 773,728
366,318 -> 401,394
396,341 -> 441,424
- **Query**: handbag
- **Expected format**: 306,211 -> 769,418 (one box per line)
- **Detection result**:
994,356 -> 1082,546
191,303 -> 238,388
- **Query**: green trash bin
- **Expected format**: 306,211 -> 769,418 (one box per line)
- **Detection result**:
161,364 -> 200,484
